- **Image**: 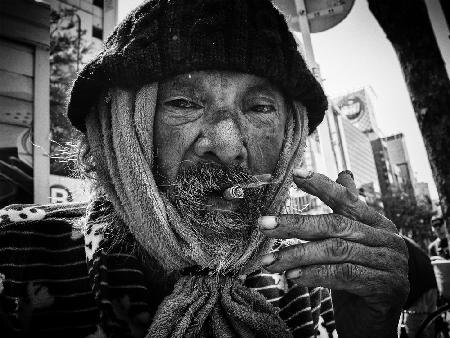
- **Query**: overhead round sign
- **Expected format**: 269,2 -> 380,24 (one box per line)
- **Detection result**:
272,0 -> 355,33
338,95 -> 365,121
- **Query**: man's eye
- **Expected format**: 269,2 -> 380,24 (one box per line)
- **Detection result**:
165,99 -> 202,109
250,105 -> 276,114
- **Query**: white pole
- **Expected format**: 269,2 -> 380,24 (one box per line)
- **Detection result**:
293,0 -> 317,69
293,0 -> 338,179
34,46 -> 50,204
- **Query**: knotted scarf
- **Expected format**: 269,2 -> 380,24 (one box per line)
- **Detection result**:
84,83 -> 309,337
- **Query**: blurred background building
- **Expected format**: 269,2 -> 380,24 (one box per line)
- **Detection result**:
371,137 -> 401,199
383,133 -> 416,200
47,0 -> 117,54
333,87 -> 382,140
47,0 -> 117,203
330,89 -> 385,210
0,0 -> 50,206
0,0 -> 118,207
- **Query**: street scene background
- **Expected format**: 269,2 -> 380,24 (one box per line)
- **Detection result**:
0,1 -> 449,336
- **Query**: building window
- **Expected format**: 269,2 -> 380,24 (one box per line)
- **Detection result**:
92,26 -> 103,39
93,0 -> 104,8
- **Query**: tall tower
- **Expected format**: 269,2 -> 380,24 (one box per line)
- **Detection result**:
333,87 -> 382,141
383,133 -> 416,200
320,104 -> 383,212
371,137 -> 401,198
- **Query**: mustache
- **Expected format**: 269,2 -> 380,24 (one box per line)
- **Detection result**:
163,162 -> 267,215
163,162 -> 267,242
165,163 -> 258,195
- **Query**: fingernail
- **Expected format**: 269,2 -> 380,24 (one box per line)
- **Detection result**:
293,168 -> 313,179
258,216 -> 278,230
340,170 -> 354,180
261,253 -> 277,266
286,269 -> 302,279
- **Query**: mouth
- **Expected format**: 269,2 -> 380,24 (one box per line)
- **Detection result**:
204,173 -> 273,213
206,191 -> 242,212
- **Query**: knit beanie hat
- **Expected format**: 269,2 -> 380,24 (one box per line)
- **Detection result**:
67,0 -> 327,134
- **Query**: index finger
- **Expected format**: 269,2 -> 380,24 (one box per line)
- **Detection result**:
258,214 -> 404,252
292,168 -> 396,232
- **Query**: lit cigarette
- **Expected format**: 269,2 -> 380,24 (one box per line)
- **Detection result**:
222,174 -> 274,200
223,186 -> 244,200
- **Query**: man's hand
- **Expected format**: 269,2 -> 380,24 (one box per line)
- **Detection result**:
259,169 -> 409,338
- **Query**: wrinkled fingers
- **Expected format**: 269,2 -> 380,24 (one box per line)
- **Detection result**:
292,169 -> 396,232
258,213 -> 405,252
261,238 -> 407,275
284,263 -> 407,298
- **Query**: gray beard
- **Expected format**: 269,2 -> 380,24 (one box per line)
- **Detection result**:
161,162 -> 265,254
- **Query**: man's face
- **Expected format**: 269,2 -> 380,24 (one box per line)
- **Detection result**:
432,221 -> 447,239
154,71 -> 289,211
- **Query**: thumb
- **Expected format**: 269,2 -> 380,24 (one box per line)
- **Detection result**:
336,170 -> 357,195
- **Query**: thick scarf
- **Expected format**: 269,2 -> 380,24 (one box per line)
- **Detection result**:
84,84 -> 309,337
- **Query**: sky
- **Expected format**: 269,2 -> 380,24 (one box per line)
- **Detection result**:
117,0 -> 441,199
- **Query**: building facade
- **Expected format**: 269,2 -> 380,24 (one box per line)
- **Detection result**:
47,0 -> 117,52
315,103 -> 382,209
339,115 -> 381,194
383,133 -> 416,200
47,0 -> 118,203
371,137 -> 401,198
327,97 -> 381,195
332,89 -> 420,212
0,0 -> 51,207
333,87 -> 382,141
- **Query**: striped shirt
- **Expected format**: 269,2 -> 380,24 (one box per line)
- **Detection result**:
0,202 -> 335,337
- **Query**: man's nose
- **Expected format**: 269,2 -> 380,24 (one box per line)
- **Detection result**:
194,119 -> 248,166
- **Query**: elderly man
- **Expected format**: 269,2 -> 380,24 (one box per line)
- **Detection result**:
0,0 -> 408,337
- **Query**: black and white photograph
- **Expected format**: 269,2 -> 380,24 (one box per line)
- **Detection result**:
0,0 -> 449,337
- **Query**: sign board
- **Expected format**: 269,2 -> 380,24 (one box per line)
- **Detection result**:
339,94 -> 365,121
333,89 -> 378,136
272,0 -> 355,33
49,175 -> 90,203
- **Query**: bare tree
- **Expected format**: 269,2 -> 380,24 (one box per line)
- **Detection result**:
367,0 -> 450,220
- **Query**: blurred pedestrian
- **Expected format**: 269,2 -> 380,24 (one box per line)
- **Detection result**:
429,216 -> 450,260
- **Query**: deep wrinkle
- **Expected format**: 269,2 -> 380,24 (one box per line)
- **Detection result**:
154,71 -> 290,194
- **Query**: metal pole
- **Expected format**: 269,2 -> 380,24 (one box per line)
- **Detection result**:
293,0 -> 338,180
293,0 -> 316,69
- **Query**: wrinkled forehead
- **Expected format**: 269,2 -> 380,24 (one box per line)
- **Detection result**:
157,70 -> 287,100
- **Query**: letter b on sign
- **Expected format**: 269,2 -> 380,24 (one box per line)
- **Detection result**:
50,185 -> 72,203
